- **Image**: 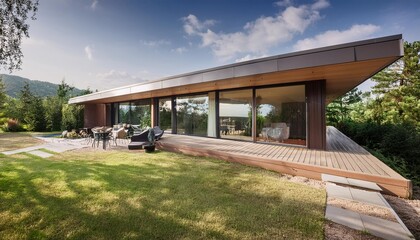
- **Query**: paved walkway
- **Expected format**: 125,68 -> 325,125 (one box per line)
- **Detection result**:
1,137 -> 89,158
323,174 -> 414,240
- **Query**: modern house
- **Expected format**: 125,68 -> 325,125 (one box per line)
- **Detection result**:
69,34 -> 412,197
69,34 -> 403,151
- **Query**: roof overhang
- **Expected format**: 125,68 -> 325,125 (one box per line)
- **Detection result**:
69,34 -> 403,105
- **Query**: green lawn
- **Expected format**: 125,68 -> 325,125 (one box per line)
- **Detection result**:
0,149 -> 326,239
0,132 -> 44,152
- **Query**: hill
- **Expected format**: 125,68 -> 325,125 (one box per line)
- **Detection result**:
0,74 -> 84,98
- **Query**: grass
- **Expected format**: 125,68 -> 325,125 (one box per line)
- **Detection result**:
0,132 -> 44,152
0,147 -> 326,239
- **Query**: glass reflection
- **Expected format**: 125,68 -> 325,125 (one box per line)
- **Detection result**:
256,85 -> 306,146
219,89 -> 252,141
159,98 -> 172,132
176,94 -> 208,136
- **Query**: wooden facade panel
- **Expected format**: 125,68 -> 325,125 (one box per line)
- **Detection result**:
84,104 -> 106,128
306,80 -> 326,150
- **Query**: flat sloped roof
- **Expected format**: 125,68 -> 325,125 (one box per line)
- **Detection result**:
69,34 -> 403,104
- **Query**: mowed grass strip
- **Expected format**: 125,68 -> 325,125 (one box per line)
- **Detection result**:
0,150 -> 326,239
0,132 -> 44,152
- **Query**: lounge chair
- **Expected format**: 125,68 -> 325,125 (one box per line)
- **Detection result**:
128,129 -> 149,150
153,126 -> 164,140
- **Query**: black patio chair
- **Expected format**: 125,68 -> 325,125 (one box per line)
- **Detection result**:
128,129 -> 149,150
153,126 -> 164,140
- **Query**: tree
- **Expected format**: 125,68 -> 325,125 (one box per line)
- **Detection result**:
18,82 -> 33,122
62,104 -> 83,131
17,82 -> 45,131
371,41 -> 420,128
0,0 -> 39,72
326,88 -> 363,125
0,76 -> 6,109
57,79 -> 74,100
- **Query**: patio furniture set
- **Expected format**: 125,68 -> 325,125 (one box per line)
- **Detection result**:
84,125 -> 164,151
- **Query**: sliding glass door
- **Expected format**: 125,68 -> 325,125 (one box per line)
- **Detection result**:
176,94 -> 209,136
159,98 -> 172,132
219,89 -> 252,141
256,85 -> 306,146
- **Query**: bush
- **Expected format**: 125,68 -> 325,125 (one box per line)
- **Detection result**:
337,121 -> 420,186
3,119 -> 24,132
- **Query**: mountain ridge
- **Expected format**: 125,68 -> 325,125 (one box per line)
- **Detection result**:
0,74 -> 84,98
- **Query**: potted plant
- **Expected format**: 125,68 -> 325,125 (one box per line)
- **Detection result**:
144,128 -> 155,153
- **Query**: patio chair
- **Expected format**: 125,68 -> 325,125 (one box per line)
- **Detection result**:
153,126 -> 164,140
128,129 -> 149,150
113,127 -> 127,145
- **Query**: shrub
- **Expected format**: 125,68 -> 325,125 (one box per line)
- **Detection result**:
66,130 -> 80,139
3,119 -> 24,132
337,121 -> 420,186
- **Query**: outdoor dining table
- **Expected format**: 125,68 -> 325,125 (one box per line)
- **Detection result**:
93,128 -> 112,150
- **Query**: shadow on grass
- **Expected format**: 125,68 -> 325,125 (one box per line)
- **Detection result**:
0,151 -> 325,239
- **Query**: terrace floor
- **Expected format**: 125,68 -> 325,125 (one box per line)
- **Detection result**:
156,126 -> 412,198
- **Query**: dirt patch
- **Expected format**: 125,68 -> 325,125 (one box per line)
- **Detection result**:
325,221 -> 381,240
328,197 -> 397,222
383,192 -> 420,239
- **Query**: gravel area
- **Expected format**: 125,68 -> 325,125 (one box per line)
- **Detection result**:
383,186 -> 420,239
325,221 -> 381,240
327,197 -> 397,222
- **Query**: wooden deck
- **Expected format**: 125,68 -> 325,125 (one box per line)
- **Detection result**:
156,126 -> 412,198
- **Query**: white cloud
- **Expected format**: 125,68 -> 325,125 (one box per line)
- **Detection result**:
182,0 -> 329,61
95,70 -> 147,88
171,47 -> 187,54
274,0 -> 292,7
141,39 -> 171,47
84,45 -> 93,61
91,0 -> 98,10
293,24 -> 380,51
182,14 -> 216,36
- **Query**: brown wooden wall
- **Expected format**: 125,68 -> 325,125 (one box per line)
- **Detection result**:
306,80 -> 326,150
84,104 -> 106,128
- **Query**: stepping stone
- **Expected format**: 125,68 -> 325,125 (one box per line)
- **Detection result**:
326,183 -> 353,199
27,150 -> 54,158
360,214 -> 413,240
349,188 -> 388,207
322,174 -> 382,191
325,205 -> 364,231
326,183 -> 389,208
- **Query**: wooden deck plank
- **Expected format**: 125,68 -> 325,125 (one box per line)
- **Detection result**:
156,127 -> 411,198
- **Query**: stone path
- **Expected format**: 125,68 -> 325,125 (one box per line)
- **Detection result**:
322,174 -> 414,240
1,137 -> 89,158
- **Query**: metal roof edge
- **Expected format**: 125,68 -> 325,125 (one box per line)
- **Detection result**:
69,34 -> 402,104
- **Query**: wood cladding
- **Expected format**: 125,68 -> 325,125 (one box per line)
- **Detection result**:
84,104 -> 106,128
306,80 -> 326,150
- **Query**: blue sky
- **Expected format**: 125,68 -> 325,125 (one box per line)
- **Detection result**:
2,0 -> 420,91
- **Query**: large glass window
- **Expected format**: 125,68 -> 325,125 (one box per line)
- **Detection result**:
159,98 -> 172,132
219,89 -> 252,141
118,102 -> 130,123
117,100 -> 151,128
131,99 -> 151,128
176,94 -> 208,136
256,85 -> 306,146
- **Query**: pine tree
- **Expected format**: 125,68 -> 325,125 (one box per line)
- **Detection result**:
326,88 -> 362,125
371,41 -> 420,128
